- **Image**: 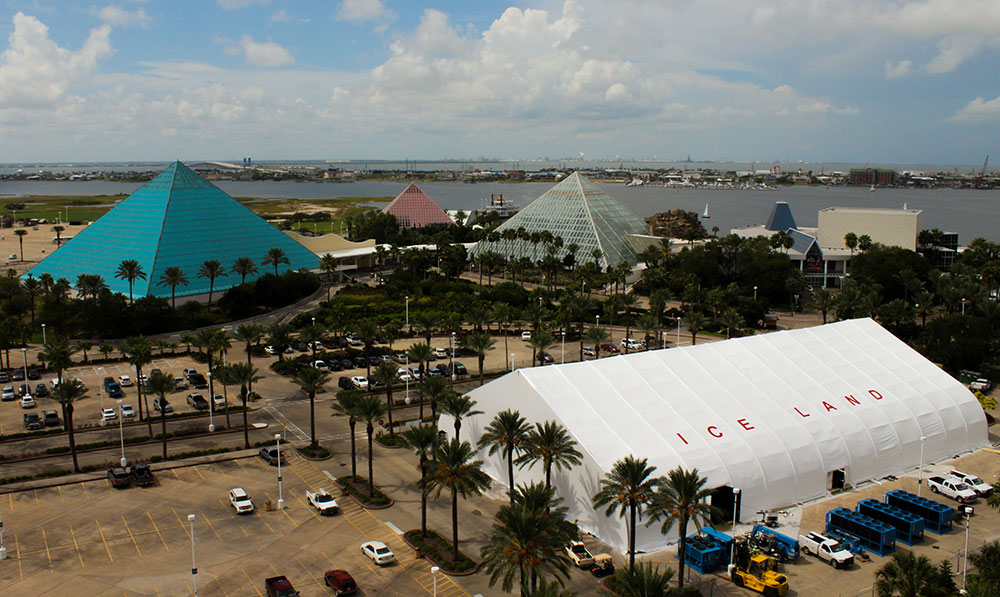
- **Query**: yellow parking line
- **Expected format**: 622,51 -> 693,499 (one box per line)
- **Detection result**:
253,507 -> 275,534
81,482 -> 90,499
33,489 -> 39,506
96,519 -> 114,562
14,533 -> 23,579
153,587 -> 161,597
41,528 -> 53,570
193,467 -> 205,481
122,515 -> 143,556
146,513 -> 169,552
172,507 -> 191,539
289,491 -> 321,521
184,579 -> 193,595
68,523 -> 85,568
320,550 -> 336,567
172,470 -> 182,482
8,493 -> 13,512
286,466 -> 315,490
295,556 -> 324,587
57,485 -> 65,502
241,568 -> 264,596
202,514 -> 224,542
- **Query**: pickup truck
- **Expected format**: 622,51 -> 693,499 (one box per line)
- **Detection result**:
928,475 -> 978,503
306,489 -> 340,515
566,540 -> 594,568
947,470 -> 992,497
264,575 -> 300,597
799,531 -> 854,569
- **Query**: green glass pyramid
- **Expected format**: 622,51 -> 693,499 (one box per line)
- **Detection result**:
471,172 -> 647,268
27,161 -> 318,299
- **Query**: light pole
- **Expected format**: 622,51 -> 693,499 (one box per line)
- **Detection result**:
561,331 -> 565,364
431,565 -> 440,596
962,298 -> 966,315
511,353 -> 515,371
753,285 -> 758,301
405,296 -> 410,332
118,396 -> 127,467
41,323 -> 46,345
21,348 -> 30,393
0,509 -> 6,560
961,504 -> 974,592
450,332 -> 456,381
275,433 -> 284,510
188,513 -> 198,596
207,371 -> 215,433
596,315 -> 600,329
404,355 -> 410,404
730,488 -> 741,565
661,330 -> 666,349
918,435 -> 926,496
675,316 -> 681,346
97,367 -> 105,410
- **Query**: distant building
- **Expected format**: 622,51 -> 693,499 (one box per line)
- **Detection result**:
382,183 -> 454,228
849,168 -> 897,186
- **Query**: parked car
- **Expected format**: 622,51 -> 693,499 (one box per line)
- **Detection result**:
186,393 -> 210,410
1,385 -> 15,401
107,466 -> 131,488
352,356 -> 366,368
213,394 -> 226,409
264,345 -> 278,355
948,470 -> 992,496
20,394 -> 35,408
582,346 -> 596,357
153,397 -> 173,413
621,337 -> 644,351
338,377 -> 354,391
11,369 -> 24,381
229,487 -> 254,513
432,347 -> 448,358
183,368 -> 199,379
188,373 -> 208,389
346,336 -> 364,347
521,331 -> 532,341
397,371 -> 413,383
18,383 -> 29,396
26,367 -> 40,380
590,554 -> 615,577
120,403 -> 136,419
312,360 -> 328,369
23,412 -> 43,430
149,368 -> 162,378
407,366 -> 422,379
536,352 -> 554,364
799,531 -> 854,569
360,541 -> 395,565
100,407 -> 117,423
324,569 -> 358,595
264,575 -> 298,597
34,383 -> 49,398
42,409 -> 60,427
566,540 -> 594,568
173,377 -> 188,391
927,475 -> 977,503
453,362 -> 468,375
306,489 -> 340,515
599,343 -> 620,354
131,463 -> 156,487
117,375 -> 133,387
259,446 -> 285,466
351,376 -> 369,390
327,360 -> 344,372
0,371 -> 9,383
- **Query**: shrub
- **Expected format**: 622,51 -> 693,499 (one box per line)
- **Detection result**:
403,529 -> 477,573
337,474 -> 391,507
299,444 -> 331,459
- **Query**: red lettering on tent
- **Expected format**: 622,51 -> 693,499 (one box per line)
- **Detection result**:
707,426 -> 723,438
677,433 -> 688,445
794,407 -> 811,418
737,418 -> 755,431
822,401 -> 838,412
844,394 -> 861,406
869,389 -> 883,400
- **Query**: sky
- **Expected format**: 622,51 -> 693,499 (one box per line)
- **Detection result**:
0,0 -> 999,165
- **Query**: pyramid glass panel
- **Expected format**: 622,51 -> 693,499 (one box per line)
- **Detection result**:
382,183 -> 453,228
470,172 -> 647,268
26,162 -> 319,299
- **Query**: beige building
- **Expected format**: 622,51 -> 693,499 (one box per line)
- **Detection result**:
815,207 -> 922,251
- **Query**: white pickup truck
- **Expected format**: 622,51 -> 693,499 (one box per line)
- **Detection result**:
947,470 -> 993,497
305,489 -> 340,515
927,475 -> 978,503
566,541 -> 594,568
798,532 -> 854,569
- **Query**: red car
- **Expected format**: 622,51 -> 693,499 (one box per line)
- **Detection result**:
324,569 -> 357,595
599,343 -> 620,354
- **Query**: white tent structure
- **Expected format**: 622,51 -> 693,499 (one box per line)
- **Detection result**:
450,318 -> 987,554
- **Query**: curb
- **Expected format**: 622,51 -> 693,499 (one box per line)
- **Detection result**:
332,476 -> 395,510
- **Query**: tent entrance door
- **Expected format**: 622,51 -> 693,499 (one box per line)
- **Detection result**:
709,485 -> 740,526
828,468 -> 846,491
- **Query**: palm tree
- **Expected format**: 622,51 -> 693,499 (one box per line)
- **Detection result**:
146,372 -> 175,459
40,338 -> 75,385
478,409 -> 532,503
440,393 -> 483,441
226,362 -> 260,449
356,393 -> 387,497
844,232 -> 858,257
13,229 -> 27,260
331,390 -> 364,477
528,330 -> 555,367
371,360 -> 400,434
320,254 -> 338,300
399,424 -> 441,537
461,331 -> 495,385
157,266 -> 189,311
122,336 -> 153,430
52,379 -> 87,473
603,562 -> 675,597
682,311 -> 707,345
293,367 -> 330,448
645,466 -> 718,588
407,342 -> 434,419
415,312 -> 438,345
812,287 -> 835,324
266,323 -> 292,362
234,322 -> 265,365
356,319 -> 379,378
635,313 -> 660,350
584,326 -> 608,359
197,260 -> 226,308
422,375 -> 450,424
425,438 -> 491,559
74,340 -> 93,363
620,293 -> 640,352
592,455 -> 657,571
114,259 -> 147,305
262,247 -> 290,276
718,308 -> 745,339
232,257 -> 258,285
516,421 -> 582,489
874,550 -> 953,597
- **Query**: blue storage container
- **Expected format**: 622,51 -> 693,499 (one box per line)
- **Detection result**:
885,490 -> 954,534
826,507 -> 896,556
857,499 -> 925,545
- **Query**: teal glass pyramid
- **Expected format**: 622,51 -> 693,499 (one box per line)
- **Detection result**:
471,172 -> 647,268
27,161 -> 318,299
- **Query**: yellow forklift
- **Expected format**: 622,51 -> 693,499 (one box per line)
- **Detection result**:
727,536 -> 789,596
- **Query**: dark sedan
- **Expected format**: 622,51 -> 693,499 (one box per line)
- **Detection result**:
259,446 -> 286,466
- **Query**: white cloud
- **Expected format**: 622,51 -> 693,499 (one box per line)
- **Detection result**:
885,59 -> 913,78
97,5 -> 151,28
226,35 -> 294,67
925,35 -> 985,74
0,12 -> 113,109
216,0 -> 269,9
336,0 -> 394,28
950,95 -> 1000,124
269,9 -> 289,23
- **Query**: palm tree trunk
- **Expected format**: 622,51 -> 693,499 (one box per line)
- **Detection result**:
366,425 -> 375,497
479,354 -> 485,386
309,392 -> 317,447
386,387 -> 394,434
677,515 -> 689,587
507,448 -> 515,503
420,458 -> 428,537
67,407 -> 79,473
504,332 -> 509,370
452,487 -> 460,559
454,420 -> 461,442
545,462 -> 551,489
161,409 -> 168,459
349,420 -> 357,476
629,502 -> 637,571
241,387 -> 250,448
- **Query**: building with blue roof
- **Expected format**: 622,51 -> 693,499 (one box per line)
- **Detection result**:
26,161 -> 318,300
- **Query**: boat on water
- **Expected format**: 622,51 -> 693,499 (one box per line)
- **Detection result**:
478,193 -> 519,218
703,203 -> 710,219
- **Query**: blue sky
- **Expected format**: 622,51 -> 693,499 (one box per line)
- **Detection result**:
0,0 -> 999,165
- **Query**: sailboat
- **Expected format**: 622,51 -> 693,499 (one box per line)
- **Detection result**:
703,203 -> 710,219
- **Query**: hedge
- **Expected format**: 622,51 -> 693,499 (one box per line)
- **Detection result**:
337,474 -> 391,507
403,529 -> 477,574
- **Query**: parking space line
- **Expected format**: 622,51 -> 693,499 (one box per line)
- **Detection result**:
261,491 -> 298,527
294,556 -> 324,587
172,507 -> 192,540
201,514 -> 224,543
184,579 -> 193,596
41,528 -> 53,571
146,513 -> 169,552
288,490 -> 321,521
253,505 -> 275,533
33,489 -> 39,506
7,493 -> 12,512
286,465 -> 317,491
14,533 -> 23,579
67,523 -> 86,568
81,482 -> 89,499
122,515 -> 143,556
153,587 -> 160,597
57,485 -> 65,502
211,574 -> 231,597
172,469 -> 182,482
96,519 -> 114,562
241,568 -> 264,596
193,467 -> 205,481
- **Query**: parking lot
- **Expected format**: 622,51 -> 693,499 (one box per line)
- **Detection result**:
0,452 -> 472,596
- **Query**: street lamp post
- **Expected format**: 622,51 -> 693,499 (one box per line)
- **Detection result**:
675,316 -> 681,346
596,315 -> 600,328
918,435 -> 927,496
118,396 -> 127,467
188,513 -> 198,596
962,298 -> 966,315
661,330 -> 665,349
962,505 -> 974,592
753,285 -> 758,301
561,331 -> 565,364
21,348 -> 29,388
404,356 -> 410,404
450,332 -> 456,381
0,509 -> 6,560
41,323 -> 46,345
97,366 -> 105,410
731,488 -> 741,565
275,433 -> 284,510
431,565 -> 440,596
405,296 -> 410,332
510,353 -> 515,371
